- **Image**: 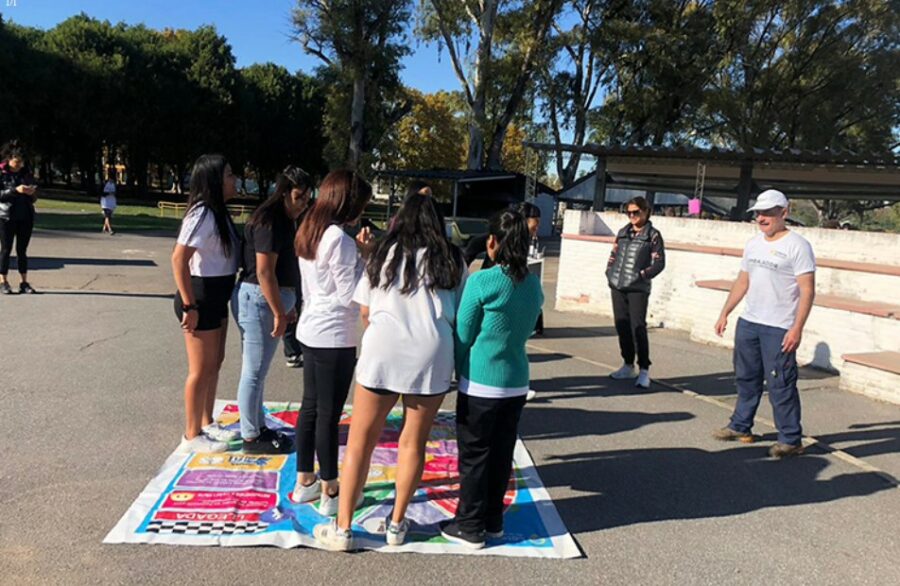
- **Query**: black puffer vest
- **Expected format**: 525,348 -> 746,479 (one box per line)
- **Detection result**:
606,222 -> 659,293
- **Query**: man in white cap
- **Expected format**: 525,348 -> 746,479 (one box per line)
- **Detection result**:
711,189 -> 816,458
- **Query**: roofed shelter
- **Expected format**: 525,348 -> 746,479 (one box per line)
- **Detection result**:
524,143 -> 900,220
374,168 -> 556,221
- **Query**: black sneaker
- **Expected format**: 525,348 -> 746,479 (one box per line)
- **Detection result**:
0,282 -> 11,295
243,428 -> 293,454
439,520 -> 485,549
485,519 -> 504,539
19,282 -> 37,294
286,354 -> 303,368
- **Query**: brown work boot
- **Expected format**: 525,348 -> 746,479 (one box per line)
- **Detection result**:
769,443 -> 804,459
712,427 -> 755,443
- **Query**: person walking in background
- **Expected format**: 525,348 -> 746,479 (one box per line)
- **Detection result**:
101,174 -> 117,235
0,140 -> 39,295
439,208 -> 543,550
171,154 -> 241,453
314,193 -> 467,551
233,167 -> 312,454
713,189 -> 815,459
289,170 -> 374,515
606,196 -> 666,389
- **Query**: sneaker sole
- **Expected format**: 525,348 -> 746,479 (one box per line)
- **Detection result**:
385,533 -> 407,546
485,530 -> 504,539
440,529 -> 484,550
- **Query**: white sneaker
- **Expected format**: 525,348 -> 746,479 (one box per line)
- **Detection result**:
525,389 -> 537,402
290,477 -> 322,503
609,364 -> 637,380
635,369 -> 651,388
318,489 -> 365,517
203,422 -> 240,442
176,434 -> 228,454
313,519 -> 353,551
386,517 -> 410,546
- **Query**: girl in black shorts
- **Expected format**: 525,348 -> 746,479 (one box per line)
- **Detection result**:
171,154 -> 241,453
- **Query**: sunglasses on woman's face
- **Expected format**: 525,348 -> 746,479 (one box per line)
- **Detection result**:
625,209 -> 642,217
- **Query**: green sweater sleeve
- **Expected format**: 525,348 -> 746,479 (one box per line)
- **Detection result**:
454,274 -> 483,373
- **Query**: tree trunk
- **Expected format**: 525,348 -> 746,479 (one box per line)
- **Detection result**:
348,75 -> 366,169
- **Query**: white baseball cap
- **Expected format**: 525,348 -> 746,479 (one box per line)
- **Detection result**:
748,189 -> 789,212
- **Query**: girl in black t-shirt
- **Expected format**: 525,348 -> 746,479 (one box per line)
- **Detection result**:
233,166 -> 313,454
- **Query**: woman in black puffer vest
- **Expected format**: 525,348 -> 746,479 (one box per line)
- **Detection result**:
606,196 -> 665,388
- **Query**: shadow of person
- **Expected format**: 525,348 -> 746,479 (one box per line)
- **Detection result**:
521,406 -> 695,441
811,341 -> 835,372
537,445 -> 891,533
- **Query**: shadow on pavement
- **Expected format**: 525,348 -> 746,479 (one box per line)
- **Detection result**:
535,326 -> 617,339
521,406 -> 695,442
12,256 -> 158,270
42,290 -> 174,300
538,443 -> 892,533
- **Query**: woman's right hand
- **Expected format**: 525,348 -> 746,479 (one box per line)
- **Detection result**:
15,185 -> 36,195
181,309 -> 199,333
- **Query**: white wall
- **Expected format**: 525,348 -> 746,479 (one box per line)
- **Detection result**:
556,210 -> 900,371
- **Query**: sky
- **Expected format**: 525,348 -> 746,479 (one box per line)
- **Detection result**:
2,0 -> 459,93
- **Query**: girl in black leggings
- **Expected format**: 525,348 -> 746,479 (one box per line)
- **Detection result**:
0,141 -> 38,295
289,170 -> 373,515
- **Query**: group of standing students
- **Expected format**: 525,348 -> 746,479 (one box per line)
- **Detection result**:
170,154 -> 543,551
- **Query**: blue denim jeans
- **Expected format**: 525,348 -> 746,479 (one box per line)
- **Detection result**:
232,282 -> 296,440
729,318 -> 802,445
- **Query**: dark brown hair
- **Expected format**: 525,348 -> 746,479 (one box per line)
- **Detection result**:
295,169 -> 372,260
625,196 -> 651,217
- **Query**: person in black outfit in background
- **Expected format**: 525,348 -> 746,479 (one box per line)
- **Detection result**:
606,196 -> 666,389
0,140 -> 38,295
464,202 -> 543,335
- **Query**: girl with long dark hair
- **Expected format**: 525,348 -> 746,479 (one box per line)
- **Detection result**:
171,154 -> 241,453
289,170 -> 373,514
233,166 -> 313,454
606,196 -> 666,389
440,208 -> 544,550
0,140 -> 38,295
314,186 -> 467,551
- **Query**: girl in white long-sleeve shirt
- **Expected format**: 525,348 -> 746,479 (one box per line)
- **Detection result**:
290,170 -> 373,516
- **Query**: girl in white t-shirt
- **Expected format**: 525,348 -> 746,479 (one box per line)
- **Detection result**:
171,154 -> 241,454
314,187 -> 467,551
101,177 -> 117,235
289,170 -> 374,515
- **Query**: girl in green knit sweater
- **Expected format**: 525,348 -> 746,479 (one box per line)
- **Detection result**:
440,208 -> 544,549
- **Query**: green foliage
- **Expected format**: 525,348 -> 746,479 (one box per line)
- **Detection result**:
293,0 -> 412,170
0,15 -> 327,196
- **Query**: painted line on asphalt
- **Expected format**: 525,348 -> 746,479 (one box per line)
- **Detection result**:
527,341 -> 900,488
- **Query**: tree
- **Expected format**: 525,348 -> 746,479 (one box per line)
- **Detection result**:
537,0 -> 612,187
420,0 -> 564,170
590,0 -> 722,146
237,64 -> 328,196
702,0 -> 900,222
293,0 -> 412,170
377,89 -> 467,171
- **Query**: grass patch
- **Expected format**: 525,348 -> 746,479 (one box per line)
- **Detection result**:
35,211 -> 182,232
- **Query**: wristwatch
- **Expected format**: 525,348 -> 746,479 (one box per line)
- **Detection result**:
182,303 -> 199,312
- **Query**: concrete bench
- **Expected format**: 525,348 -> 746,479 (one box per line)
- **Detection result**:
695,280 -> 900,320
840,352 -> 900,405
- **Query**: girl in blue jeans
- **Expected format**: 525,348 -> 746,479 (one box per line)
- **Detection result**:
233,167 -> 313,454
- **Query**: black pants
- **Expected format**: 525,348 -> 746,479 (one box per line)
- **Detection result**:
283,284 -> 304,357
454,393 -> 526,534
0,217 -> 34,276
611,288 -> 651,369
295,344 -> 355,481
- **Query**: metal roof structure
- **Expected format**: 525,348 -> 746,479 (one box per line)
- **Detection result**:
525,142 -> 900,218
